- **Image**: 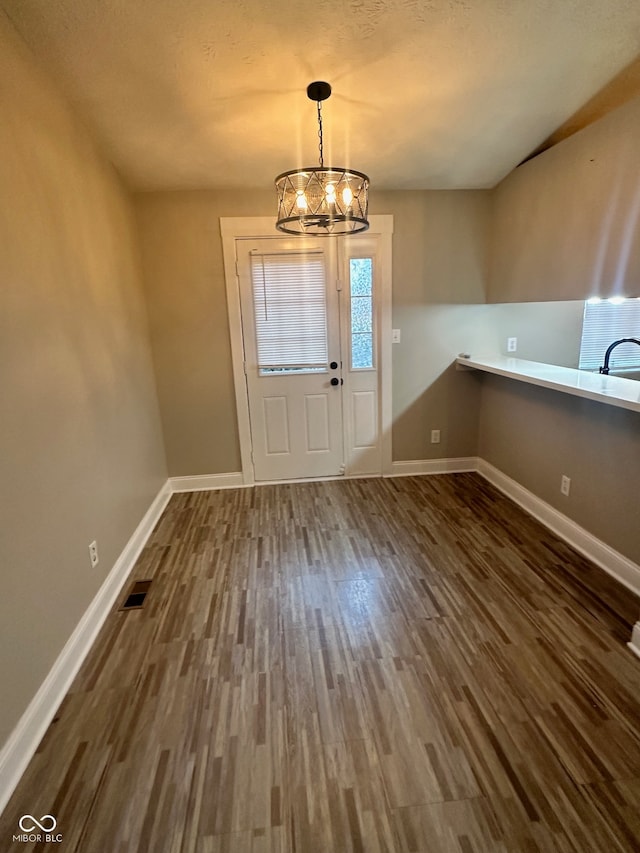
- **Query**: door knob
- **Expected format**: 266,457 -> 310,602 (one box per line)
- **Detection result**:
330,377 -> 340,386
330,361 -> 338,370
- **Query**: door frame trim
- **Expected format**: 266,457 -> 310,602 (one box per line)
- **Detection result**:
220,215 -> 394,485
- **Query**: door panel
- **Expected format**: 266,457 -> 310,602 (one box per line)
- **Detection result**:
305,394 -> 331,452
352,390 -> 378,449
263,396 -> 290,455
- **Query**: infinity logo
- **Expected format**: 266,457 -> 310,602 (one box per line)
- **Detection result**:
19,814 -> 57,832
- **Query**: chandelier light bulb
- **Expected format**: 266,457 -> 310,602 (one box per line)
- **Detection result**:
296,191 -> 308,210
342,186 -> 353,206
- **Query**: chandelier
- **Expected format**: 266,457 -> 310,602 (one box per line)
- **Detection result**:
275,82 -> 370,235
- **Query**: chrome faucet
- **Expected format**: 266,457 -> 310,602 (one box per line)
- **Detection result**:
599,338 -> 640,374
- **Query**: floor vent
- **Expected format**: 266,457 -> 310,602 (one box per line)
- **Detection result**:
120,579 -> 152,611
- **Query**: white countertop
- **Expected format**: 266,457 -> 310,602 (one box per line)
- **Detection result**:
456,355 -> 640,414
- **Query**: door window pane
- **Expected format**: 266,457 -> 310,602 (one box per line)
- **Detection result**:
350,258 -> 373,369
251,252 -> 328,374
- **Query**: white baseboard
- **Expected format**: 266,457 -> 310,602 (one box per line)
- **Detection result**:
172,461 -> 480,490
477,459 -> 640,598
0,480 -> 172,817
170,472 -> 382,490
387,457 -> 480,477
629,623 -> 640,660
170,472 -> 244,492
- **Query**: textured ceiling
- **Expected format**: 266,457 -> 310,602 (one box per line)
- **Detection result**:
2,0 -> 640,191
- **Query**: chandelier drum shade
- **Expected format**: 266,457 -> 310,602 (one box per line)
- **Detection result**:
275,82 -> 370,236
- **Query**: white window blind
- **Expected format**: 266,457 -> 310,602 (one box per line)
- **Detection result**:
251,251 -> 328,371
578,300 -> 640,371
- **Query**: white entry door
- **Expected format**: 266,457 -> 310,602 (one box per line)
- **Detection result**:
237,238 -> 344,481
236,233 -> 384,482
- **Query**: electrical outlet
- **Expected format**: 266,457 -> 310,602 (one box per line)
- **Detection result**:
560,475 -> 571,497
392,328 -> 401,344
89,540 -> 99,568
507,337 -> 518,353
431,429 -> 441,444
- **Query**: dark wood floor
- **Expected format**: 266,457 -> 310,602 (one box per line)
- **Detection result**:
2,474 -> 640,852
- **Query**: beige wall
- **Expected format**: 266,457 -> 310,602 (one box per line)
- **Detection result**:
135,189 -> 494,473
135,190 -> 275,476
488,301 -> 585,366
479,377 -> 640,565
373,191 -> 493,460
0,14 -> 167,746
479,97 -> 640,568
489,96 -> 640,302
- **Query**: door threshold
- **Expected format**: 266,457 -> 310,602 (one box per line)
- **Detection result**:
253,472 -> 383,487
